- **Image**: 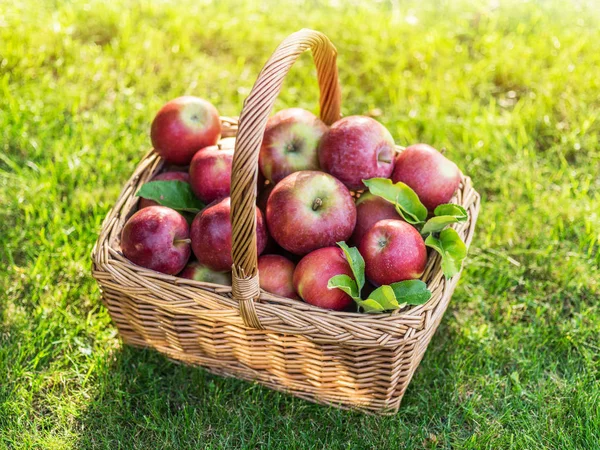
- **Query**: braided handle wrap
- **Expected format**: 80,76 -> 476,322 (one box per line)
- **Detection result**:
230,29 -> 342,328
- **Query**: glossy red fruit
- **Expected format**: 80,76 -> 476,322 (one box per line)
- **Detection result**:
259,108 -> 327,184
189,145 -> 233,204
318,116 -> 395,190
258,254 -> 298,299
190,197 -> 267,272
151,96 -> 221,165
266,171 -> 356,255
350,192 -> 402,246
293,246 -> 354,311
121,206 -> 191,275
391,144 -> 460,211
359,219 -> 427,286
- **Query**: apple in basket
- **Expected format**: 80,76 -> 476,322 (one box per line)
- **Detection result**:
392,143 -> 461,211
266,171 -> 356,255
190,197 -> 268,272
293,246 -> 354,311
259,108 -> 327,184
138,171 -> 190,209
318,115 -> 395,190
258,254 -> 298,299
151,96 -> 221,165
359,219 -> 427,286
179,261 -> 232,285
121,206 -> 191,275
350,191 -> 402,246
189,145 -> 234,204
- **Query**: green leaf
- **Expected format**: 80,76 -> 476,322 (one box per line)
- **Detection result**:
136,180 -> 204,213
434,203 -> 468,219
327,274 -> 359,299
336,241 -> 365,292
354,298 -> 386,313
389,280 -> 432,305
366,285 -> 399,310
421,204 -> 468,236
362,178 -> 427,225
425,228 -> 468,278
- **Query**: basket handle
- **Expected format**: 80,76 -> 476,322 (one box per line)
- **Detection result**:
230,29 -> 341,329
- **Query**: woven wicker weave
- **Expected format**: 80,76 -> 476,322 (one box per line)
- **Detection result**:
92,29 -> 480,414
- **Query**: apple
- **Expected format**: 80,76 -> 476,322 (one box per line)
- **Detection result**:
350,192 -> 402,246
391,143 -> 461,211
258,254 -> 298,299
259,108 -> 327,184
190,197 -> 268,272
179,261 -> 231,285
256,183 -> 274,214
266,171 -> 356,255
318,116 -> 395,190
121,206 -> 191,275
138,171 -> 190,210
293,246 -> 354,311
189,145 -> 233,204
358,219 -> 427,286
151,96 -> 221,165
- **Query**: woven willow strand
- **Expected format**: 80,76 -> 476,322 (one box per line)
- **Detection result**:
230,29 -> 341,328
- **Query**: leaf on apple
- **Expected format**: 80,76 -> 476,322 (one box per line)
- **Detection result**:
362,178 -> 427,225
327,274 -> 360,300
136,180 -> 204,214
337,241 -> 365,293
425,228 -> 468,278
421,204 -> 468,236
363,285 -> 399,312
328,244 -> 433,313
354,298 -> 386,313
389,280 -> 432,306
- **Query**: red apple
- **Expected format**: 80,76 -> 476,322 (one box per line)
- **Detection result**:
293,246 -> 354,311
190,197 -> 267,272
258,254 -> 298,299
256,183 -> 274,214
391,144 -> 461,211
179,261 -> 231,285
359,219 -> 427,286
259,108 -> 327,184
139,171 -> 190,210
318,116 -> 395,190
266,171 -> 356,255
151,96 -> 221,165
121,206 -> 191,275
189,145 -> 233,204
351,192 -> 402,246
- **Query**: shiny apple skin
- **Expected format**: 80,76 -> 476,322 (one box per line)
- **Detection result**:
190,197 -> 267,272
359,219 -> 427,286
151,96 -> 221,165
293,246 -> 354,310
266,171 -> 356,255
121,206 -> 191,275
391,143 -> 461,211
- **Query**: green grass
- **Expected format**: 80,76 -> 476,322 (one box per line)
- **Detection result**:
1,0 -> 599,448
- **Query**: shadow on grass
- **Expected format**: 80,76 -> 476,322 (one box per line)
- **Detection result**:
75,319 -> 464,449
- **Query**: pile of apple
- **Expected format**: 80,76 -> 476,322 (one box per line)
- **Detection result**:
121,96 -> 467,313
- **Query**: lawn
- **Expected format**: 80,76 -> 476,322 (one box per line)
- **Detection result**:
1,0 -> 599,448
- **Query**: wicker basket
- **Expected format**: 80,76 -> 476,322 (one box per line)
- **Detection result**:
92,29 -> 480,414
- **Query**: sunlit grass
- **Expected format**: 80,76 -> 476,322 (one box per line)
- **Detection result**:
1,0 -> 599,448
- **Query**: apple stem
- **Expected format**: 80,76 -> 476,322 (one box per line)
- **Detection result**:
378,158 -> 392,164
174,238 -> 192,245
312,198 -> 323,211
